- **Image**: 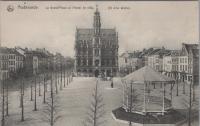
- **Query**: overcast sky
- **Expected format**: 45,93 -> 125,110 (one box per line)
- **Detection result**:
0,1 -> 199,57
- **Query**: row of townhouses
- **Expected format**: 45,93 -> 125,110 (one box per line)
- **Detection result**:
0,47 -> 72,80
119,43 -> 199,85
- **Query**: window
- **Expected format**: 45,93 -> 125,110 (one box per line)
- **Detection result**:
185,58 -> 187,63
107,59 -> 110,66
156,59 -> 159,63
125,58 -> 127,63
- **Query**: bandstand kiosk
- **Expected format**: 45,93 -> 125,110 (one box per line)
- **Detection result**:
122,66 -> 175,115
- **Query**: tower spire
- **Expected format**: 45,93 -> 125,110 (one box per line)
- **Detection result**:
96,5 -> 98,12
93,5 -> 101,36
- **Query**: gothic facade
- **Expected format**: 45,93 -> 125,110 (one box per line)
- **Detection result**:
74,8 -> 119,77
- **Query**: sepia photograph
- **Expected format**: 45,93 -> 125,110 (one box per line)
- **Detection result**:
0,1 -> 199,126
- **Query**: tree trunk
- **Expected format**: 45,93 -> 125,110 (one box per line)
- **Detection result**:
67,73 -> 68,86
31,85 -> 33,101
129,83 -> 133,126
39,76 -> 41,96
64,67 -> 65,87
21,78 -> 24,121
1,79 -> 5,126
55,72 -> 58,94
193,80 -> 195,101
51,72 -> 54,126
34,75 -> 37,111
93,81 -> 98,126
51,73 -> 53,98
182,76 -> 185,94
60,64 -> 62,90
176,79 -> 179,96
6,83 -> 8,116
43,74 -> 46,104
188,82 -> 192,126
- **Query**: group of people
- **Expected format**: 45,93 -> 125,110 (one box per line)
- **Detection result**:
97,72 -> 114,88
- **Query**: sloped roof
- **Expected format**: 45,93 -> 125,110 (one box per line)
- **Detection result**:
148,49 -> 161,56
77,28 -> 116,40
182,43 -> 198,55
192,49 -> 199,58
0,47 -> 24,56
25,50 -> 49,58
184,43 -> 198,52
128,51 -> 142,58
123,66 -> 175,83
76,28 -> 93,35
0,47 -> 10,53
139,48 -> 154,57
11,49 -> 24,56
170,50 -> 181,56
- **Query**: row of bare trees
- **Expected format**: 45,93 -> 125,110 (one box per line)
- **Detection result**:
1,75 -> 10,126
1,68 -> 73,126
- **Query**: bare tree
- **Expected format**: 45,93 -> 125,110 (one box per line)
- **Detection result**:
41,73 -> 62,126
83,79 -> 105,126
60,63 -> 63,90
176,78 -> 179,96
67,72 -> 69,86
126,82 -> 140,126
0,91 -> 2,126
1,78 -> 5,126
55,71 -> 58,94
182,82 -> 198,126
43,74 -> 46,104
39,75 -> 41,96
33,75 -> 37,111
30,84 -> 33,101
5,79 -> 9,116
20,77 -> 24,121
64,64 -> 66,88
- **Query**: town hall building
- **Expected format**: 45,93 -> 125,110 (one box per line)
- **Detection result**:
74,7 -> 119,77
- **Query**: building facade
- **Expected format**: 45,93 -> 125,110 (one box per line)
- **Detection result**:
24,50 -> 50,75
119,51 -> 143,76
147,48 -> 170,72
7,48 -> 24,73
0,47 -> 9,80
74,8 -> 119,77
180,43 -> 199,85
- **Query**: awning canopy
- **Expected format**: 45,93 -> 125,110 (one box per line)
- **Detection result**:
123,66 -> 175,84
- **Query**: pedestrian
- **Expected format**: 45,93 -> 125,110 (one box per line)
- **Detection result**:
111,80 -> 113,88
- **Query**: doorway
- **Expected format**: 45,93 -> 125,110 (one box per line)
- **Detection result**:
95,70 -> 99,77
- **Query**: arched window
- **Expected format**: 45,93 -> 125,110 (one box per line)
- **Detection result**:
77,59 -> 80,66
83,59 -> 86,66
95,49 -> 99,56
101,60 -> 104,66
112,59 -> 115,66
95,60 -> 99,66
89,59 -> 92,66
